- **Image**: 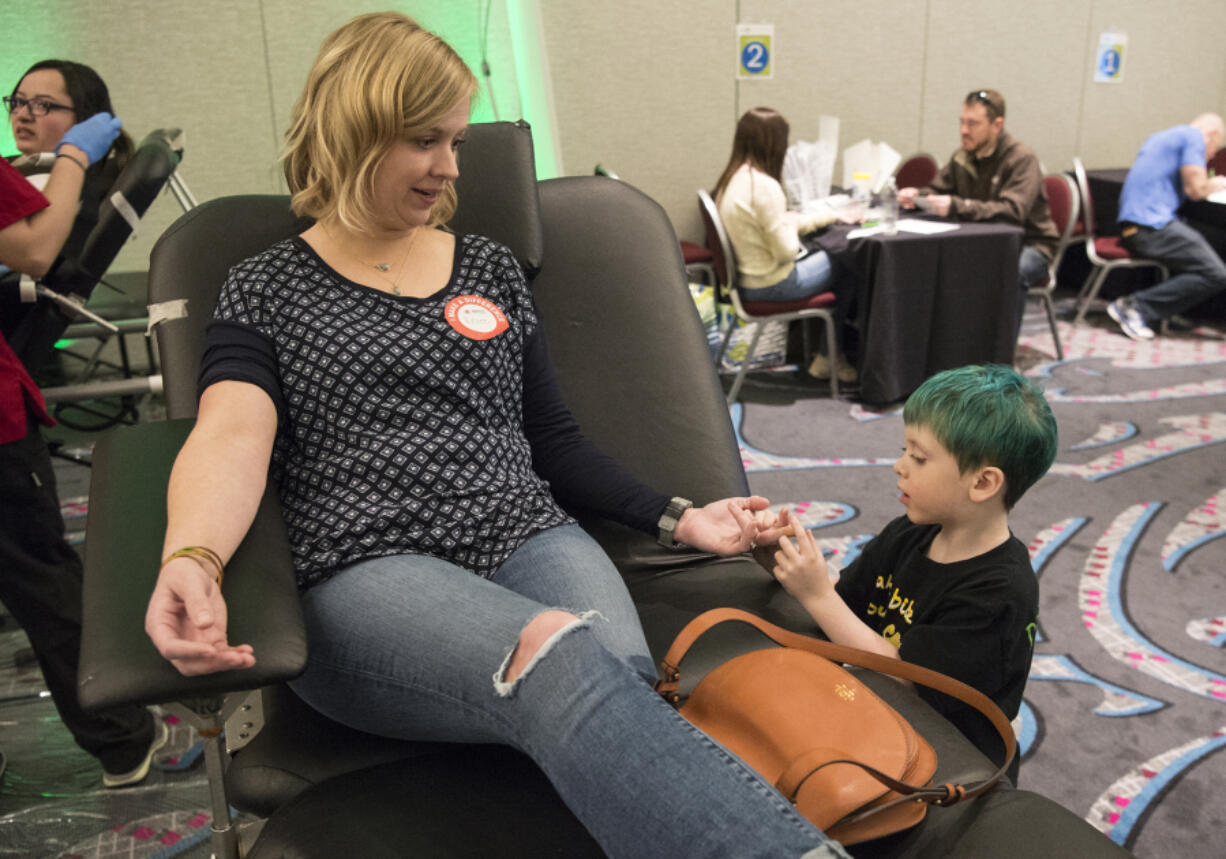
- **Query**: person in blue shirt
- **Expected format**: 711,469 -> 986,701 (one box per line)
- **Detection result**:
1108,114 -> 1226,340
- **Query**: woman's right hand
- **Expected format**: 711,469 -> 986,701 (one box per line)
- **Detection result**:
145,557 -> 255,676
56,112 -> 122,165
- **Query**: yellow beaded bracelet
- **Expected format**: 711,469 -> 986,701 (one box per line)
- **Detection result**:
160,545 -> 225,587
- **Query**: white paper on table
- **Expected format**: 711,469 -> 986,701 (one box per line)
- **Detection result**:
806,193 -> 850,214
783,140 -> 837,209
840,139 -> 902,193
842,139 -> 874,192
818,115 -> 840,150
1208,188 -> 1226,205
896,218 -> 960,235
846,224 -> 888,239
871,142 -> 901,193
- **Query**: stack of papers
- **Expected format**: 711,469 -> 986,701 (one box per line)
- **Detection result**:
846,219 -> 960,240
842,139 -> 901,194
783,115 -> 841,209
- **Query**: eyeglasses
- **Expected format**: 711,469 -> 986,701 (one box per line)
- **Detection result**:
3,95 -> 75,117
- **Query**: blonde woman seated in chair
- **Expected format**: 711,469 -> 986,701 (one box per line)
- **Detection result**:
142,13 -> 848,859
713,107 -> 857,384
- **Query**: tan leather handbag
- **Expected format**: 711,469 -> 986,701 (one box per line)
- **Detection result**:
655,608 -> 1016,845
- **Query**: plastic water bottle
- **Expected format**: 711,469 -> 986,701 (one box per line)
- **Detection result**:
851,172 -> 871,223
851,172 -> 871,203
881,176 -> 899,235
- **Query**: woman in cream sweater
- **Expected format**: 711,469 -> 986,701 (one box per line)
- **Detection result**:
713,107 -> 855,383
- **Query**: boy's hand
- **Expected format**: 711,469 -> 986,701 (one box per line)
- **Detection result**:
753,505 -> 796,545
771,525 -> 834,605
751,506 -> 792,569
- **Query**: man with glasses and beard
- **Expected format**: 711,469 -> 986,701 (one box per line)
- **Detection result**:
899,89 -> 1059,308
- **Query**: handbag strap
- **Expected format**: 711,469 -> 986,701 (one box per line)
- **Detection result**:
655,607 -> 1016,806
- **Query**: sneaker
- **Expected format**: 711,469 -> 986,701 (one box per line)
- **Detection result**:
808,353 -> 858,384
807,353 -> 832,379
1107,298 -> 1155,341
103,718 -> 169,789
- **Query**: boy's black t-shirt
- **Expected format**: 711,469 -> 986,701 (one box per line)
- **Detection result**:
835,515 -> 1038,766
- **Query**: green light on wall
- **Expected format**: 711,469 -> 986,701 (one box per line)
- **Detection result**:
0,10 -> 58,157
506,0 -> 561,179
410,1 -> 560,180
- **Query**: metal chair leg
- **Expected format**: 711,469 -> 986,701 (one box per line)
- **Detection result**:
819,314 -> 839,399
726,322 -> 766,405
715,321 -> 735,367
1073,268 -> 1107,326
166,695 -> 251,859
1042,293 -> 1063,360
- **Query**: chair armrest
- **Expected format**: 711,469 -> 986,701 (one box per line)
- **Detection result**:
78,418 -> 307,711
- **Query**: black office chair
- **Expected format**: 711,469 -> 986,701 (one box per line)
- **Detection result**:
79,122 -> 1133,859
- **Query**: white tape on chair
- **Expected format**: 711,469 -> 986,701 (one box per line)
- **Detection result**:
19,274 -> 37,303
110,190 -> 142,235
146,298 -> 188,334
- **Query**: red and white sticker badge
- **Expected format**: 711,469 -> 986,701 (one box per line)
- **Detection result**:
444,295 -> 509,340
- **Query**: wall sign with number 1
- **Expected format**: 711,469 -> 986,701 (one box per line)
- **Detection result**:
1094,31 -> 1127,84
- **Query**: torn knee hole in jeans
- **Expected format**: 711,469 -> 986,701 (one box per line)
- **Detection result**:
492,609 -> 601,697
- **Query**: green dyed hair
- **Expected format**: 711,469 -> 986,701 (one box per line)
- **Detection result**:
903,364 -> 1057,509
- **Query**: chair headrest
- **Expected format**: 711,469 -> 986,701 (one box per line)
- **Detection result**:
150,121 -> 542,294
41,127 -> 186,297
149,122 -> 543,419
450,120 -> 542,276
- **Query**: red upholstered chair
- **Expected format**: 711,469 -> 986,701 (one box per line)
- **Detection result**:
680,238 -> 716,285
697,189 -> 840,403
1208,148 -> 1226,178
1027,173 -> 1080,360
1071,156 -> 1167,326
894,153 -> 939,189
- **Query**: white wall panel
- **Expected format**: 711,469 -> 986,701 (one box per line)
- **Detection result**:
3,1 -> 1224,271
541,0 -> 736,245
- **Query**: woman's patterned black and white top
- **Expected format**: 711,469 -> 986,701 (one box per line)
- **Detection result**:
199,234 -> 667,590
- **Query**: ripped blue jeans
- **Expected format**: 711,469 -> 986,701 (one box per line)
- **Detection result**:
289,523 -> 844,859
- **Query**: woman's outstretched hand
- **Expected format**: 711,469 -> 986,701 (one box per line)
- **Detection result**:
144,558 -> 255,676
672,495 -> 771,556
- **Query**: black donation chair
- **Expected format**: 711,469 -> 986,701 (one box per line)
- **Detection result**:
12,129 -> 191,429
80,122 -> 1133,858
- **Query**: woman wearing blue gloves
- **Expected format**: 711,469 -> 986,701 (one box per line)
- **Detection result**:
1,111 -> 121,274
4,60 -> 130,305
1,65 -> 168,789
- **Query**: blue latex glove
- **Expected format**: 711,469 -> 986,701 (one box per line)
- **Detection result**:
55,112 -> 122,165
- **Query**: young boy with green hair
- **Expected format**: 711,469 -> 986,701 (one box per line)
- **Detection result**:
766,364 -> 1057,770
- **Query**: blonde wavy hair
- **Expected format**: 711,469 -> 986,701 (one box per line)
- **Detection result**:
283,12 -> 478,231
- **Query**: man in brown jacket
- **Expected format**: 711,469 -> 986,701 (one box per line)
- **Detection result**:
898,89 -> 1058,296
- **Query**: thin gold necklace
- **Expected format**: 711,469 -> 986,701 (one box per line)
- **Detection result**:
327,225 -> 420,296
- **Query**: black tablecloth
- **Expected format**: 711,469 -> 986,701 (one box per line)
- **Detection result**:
807,221 -> 1022,405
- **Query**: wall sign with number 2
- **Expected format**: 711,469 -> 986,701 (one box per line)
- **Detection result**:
736,24 -> 773,80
